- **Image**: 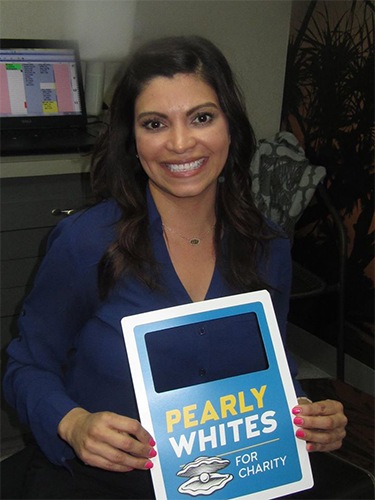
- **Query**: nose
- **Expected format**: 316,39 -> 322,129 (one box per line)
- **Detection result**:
166,123 -> 197,153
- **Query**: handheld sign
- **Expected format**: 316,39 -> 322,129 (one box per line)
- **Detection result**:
122,290 -> 313,499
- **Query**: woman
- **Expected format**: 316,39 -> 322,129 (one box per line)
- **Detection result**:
3,36 -> 347,499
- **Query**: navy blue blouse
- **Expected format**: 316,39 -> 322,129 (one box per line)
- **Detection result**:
3,189 -> 301,466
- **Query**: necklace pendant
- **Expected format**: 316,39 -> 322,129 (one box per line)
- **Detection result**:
190,238 -> 201,246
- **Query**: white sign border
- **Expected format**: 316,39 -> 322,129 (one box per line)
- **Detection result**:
122,290 -> 314,500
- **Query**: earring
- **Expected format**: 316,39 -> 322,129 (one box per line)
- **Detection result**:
218,175 -> 225,183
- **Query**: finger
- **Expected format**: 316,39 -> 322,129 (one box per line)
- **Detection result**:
100,446 -> 156,471
293,413 -> 347,432
109,413 -> 155,446
295,425 -> 346,454
296,426 -> 346,444
114,431 -> 158,462
100,426 -> 154,459
82,451 -> 154,472
306,438 -> 345,453
79,439 -> 156,471
83,454 -> 135,472
83,427 -> 157,466
293,399 -> 344,417
89,413 -> 156,459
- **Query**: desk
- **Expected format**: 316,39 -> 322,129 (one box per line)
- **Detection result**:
1,152 -> 91,178
1,154 -> 92,453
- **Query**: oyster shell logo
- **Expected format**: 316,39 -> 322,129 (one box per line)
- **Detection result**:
177,455 -> 233,496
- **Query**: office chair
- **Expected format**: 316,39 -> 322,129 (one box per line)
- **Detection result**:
250,131 -> 347,380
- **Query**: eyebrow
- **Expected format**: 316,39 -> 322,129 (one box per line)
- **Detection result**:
136,102 -> 219,121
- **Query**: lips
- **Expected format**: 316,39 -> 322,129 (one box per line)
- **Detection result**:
163,158 -> 205,173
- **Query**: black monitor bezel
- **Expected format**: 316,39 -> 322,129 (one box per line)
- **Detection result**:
0,38 -> 87,130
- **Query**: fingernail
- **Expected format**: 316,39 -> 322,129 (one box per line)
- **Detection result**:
145,461 -> 154,469
149,448 -> 157,458
293,417 -> 304,425
296,429 -> 305,438
292,407 -> 302,415
149,438 -> 156,447
307,443 -> 315,452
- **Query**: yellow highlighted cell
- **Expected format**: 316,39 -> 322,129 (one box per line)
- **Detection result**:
42,101 -> 58,113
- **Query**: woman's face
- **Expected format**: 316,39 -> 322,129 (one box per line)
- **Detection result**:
134,73 -> 231,201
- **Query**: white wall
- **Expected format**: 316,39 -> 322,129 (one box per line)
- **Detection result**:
0,0 -> 292,139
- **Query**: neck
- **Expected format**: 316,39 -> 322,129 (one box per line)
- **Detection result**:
162,221 -> 215,246
149,182 -> 217,233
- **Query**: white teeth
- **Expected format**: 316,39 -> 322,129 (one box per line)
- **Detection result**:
165,158 -> 204,172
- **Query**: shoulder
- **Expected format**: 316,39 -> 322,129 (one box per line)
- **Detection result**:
60,198 -> 121,230
47,199 -> 121,262
268,227 -> 291,256
262,217 -> 291,255
261,219 -> 292,286
52,198 -> 121,239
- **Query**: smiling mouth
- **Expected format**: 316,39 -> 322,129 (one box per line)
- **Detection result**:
164,158 -> 205,173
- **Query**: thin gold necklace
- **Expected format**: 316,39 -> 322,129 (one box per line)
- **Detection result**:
162,223 -> 215,246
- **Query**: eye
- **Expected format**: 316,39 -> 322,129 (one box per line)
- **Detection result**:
141,119 -> 166,131
193,112 -> 214,125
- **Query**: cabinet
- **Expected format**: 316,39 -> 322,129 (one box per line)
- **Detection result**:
1,155 -> 91,456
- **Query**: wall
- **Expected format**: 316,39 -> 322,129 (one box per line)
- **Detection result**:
0,0 -> 292,140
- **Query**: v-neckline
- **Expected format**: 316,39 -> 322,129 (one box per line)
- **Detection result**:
147,188 -> 227,304
163,239 -> 217,303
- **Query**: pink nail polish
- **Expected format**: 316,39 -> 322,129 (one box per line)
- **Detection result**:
292,407 -> 302,415
149,438 -> 156,447
149,448 -> 157,458
145,461 -> 154,469
296,429 -> 305,438
294,417 -> 304,425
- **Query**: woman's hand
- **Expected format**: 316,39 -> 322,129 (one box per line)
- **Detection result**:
292,398 -> 347,452
58,408 -> 157,472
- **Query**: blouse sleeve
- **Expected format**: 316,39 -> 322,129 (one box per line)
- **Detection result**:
3,214 -> 103,465
267,235 -> 304,397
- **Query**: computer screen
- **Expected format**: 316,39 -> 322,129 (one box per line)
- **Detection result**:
0,46 -> 82,118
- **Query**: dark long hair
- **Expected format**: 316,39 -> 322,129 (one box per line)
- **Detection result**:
91,36 -> 271,298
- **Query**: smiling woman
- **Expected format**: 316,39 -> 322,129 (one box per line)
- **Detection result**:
132,73 -> 229,303
2,35 -> 347,499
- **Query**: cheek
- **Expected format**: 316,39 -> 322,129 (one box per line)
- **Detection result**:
209,125 -> 231,154
215,134 -> 231,158
134,133 -> 146,156
136,134 -> 162,161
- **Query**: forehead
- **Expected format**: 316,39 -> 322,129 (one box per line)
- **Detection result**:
135,73 -> 219,110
